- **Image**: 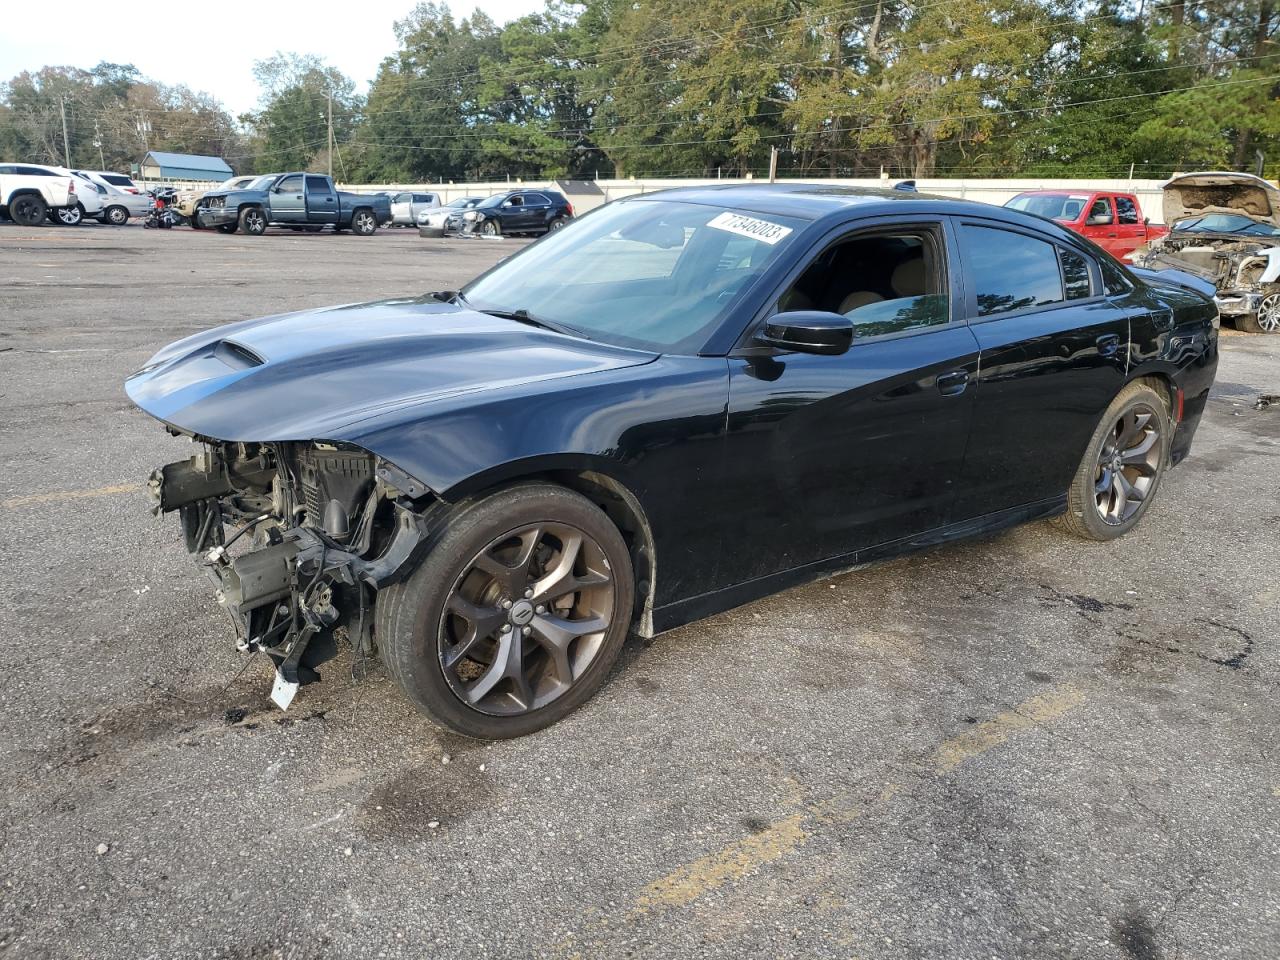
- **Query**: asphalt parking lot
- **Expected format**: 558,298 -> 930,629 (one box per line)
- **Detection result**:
1,221 -> 1278,960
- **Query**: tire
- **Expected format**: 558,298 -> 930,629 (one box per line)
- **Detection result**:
9,193 -> 48,226
1237,292 -> 1280,334
547,217 -> 568,232
189,214 -> 203,230
103,205 -> 129,226
376,482 -> 635,739
351,208 -> 377,236
1054,380 -> 1171,541
238,206 -> 266,236
56,204 -> 85,225
479,219 -> 500,237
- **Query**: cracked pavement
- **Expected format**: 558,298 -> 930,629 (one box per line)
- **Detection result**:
1,223 -> 1277,959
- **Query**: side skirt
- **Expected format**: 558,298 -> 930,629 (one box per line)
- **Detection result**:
650,495 -> 1067,634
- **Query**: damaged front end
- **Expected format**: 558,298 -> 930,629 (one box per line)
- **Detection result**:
150,439 -> 435,708
1133,171 -> 1280,326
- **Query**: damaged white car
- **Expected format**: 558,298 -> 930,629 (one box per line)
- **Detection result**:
1134,171 -> 1280,333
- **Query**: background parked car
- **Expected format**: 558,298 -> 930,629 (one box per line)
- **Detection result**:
1133,171 -> 1280,333
177,175 -> 257,225
18,165 -> 105,225
418,196 -> 483,236
1005,190 -> 1167,260
195,172 -> 392,235
0,163 -> 79,225
461,189 -> 574,236
73,170 -> 153,224
390,191 -> 441,226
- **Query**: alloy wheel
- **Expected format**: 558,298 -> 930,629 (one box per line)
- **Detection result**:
438,522 -> 615,716
356,212 -> 375,233
1094,403 -> 1161,525
246,210 -> 265,233
56,205 -> 83,225
1258,293 -> 1280,334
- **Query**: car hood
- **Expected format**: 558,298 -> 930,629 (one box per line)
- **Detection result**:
126,297 -> 658,443
1163,171 -> 1280,226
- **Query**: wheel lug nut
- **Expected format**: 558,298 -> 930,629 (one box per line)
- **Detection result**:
524,589 -> 533,599
502,599 -> 512,609
522,626 -> 531,635
535,605 -> 545,614
502,624 -> 511,633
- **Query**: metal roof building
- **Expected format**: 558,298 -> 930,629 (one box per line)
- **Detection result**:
138,151 -> 233,182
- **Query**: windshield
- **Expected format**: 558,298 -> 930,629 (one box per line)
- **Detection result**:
1006,194 -> 1089,221
1172,213 -> 1280,237
245,174 -> 279,190
462,199 -> 806,353
447,197 -> 479,209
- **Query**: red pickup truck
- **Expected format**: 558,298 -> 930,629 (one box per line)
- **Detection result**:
1004,190 -> 1168,260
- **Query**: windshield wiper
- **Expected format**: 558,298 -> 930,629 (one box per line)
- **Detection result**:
455,293 -> 580,337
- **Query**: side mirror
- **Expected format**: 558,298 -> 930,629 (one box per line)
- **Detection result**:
757,311 -> 853,356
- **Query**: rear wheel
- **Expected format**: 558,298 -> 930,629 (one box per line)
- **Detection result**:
10,193 -> 47,226
1237,293 -> 1280,334
351,209 -> 377,236
1055,381 -> 1170,541
547,216 -> 568,231
376,482 -> 634,739
103,204 -> 129,226
239,206 -> 266,236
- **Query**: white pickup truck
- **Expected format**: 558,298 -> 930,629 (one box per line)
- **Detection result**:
0,163 -> 79,225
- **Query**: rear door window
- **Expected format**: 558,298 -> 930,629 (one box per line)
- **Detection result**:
413,193 -> 435,204
1115,196 -> 1140,225
961,224 -> 1064,317
306,176 -> 333,195
1059,249 -> 1093,300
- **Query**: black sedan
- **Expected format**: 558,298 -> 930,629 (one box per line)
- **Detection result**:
127,184 -> 1219,739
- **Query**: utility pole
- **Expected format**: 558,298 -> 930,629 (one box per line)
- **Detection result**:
93,120 -> 105,170
768,146 -> 778,183
59,97 -> 71,168
327,90 -> 334,179
136,113 -> 151,152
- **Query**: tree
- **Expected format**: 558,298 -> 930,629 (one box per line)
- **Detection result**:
244,53 -> 361,174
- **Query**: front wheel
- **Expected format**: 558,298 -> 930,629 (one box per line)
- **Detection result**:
351,209 -> 377,236
238,206 -> 266,236
479,219 -> 500,237
376,482 -> 634,739
1237,293 -> 1280,334
1055,381 -> 1170,541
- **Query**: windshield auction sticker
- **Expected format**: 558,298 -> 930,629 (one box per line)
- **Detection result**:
707,211 -> 793,245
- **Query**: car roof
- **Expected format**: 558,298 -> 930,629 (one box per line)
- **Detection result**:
623,182 -> 1047,227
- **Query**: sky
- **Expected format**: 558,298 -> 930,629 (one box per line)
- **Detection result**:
0,0 -> 545,116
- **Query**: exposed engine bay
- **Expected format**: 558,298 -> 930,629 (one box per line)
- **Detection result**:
1133,172 -> 1280,329
150,438 -> 435,707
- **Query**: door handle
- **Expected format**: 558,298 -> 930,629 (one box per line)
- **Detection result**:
1107,232 -> 1117,237
936,369 -> 970,396
1096,333 -> 1121,357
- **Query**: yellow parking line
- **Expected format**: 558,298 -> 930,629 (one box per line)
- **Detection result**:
931,685 -> 1085,773
628,683 -> 1085,916
635,813 -> 808,910
2,482 -> 141,509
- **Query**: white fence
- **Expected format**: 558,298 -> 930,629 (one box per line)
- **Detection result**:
134,175 -> 1173,222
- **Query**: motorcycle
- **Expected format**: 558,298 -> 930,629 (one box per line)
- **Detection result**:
143,187 -> 181,229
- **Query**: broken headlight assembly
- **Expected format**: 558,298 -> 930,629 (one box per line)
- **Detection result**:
149,440 -> 435,708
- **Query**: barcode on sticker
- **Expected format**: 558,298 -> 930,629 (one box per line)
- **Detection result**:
706,212 -> 793,245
